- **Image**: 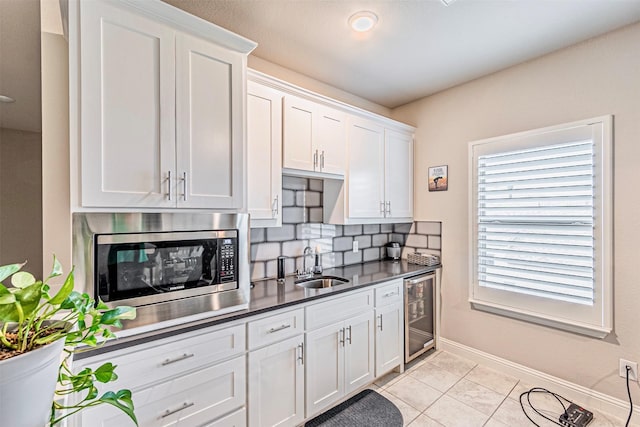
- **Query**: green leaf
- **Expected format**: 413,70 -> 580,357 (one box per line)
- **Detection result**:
49,268 -> 75,305
47,255 -> 64,280
13,282 -> 43,317
0,262 -> 25,283
11,271 -> 35,289
100,306 -> 137,326
100,390 -> 137,426
94,363 -> 118,383
0,285 -> 16,305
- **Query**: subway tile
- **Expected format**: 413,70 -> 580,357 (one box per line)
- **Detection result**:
251,262 -> 265,280
394,223 -> 413,234
333,236 -> 353,251
320,252 -> 336,268
281,189 -> 295,207
428,235 -> 442,250
250,228 -> 265,244
308,207 -> 323,223
266,224 -> 295,242
417,221 -> 441,236
282,207 -> 306,223
372,233 -> 389,247
363,224 -> 380,234
355,235 -> 372,249
296,190 -> 322,207
282,175 -> 308,190
311,238 -> 332,254
343,224 -> 363,236
343,250 -> 363,265
284,257 -> 296,275
390,233 -> 406,245
309,178 -> 323,192
251,242 -> 281,262
282,240 -> 308,257
333,252 -> 343,266
406,234 -> 428,248
297,223 -> 322,240
363,247 -> 380,262
321,224 -> 337,238
265,260 -> 277,278
333,225 -> 343,237
380,224 -> 393,233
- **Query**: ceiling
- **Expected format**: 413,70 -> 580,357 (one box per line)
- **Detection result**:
164,0 -> 640,108
2,1 -> 640,133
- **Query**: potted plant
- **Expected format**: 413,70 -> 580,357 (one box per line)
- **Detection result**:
0,256 -> 138,426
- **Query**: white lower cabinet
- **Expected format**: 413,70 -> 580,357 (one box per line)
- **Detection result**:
374,280 -> 404,377
305,310 -> 374,417
248,334 -> 305,427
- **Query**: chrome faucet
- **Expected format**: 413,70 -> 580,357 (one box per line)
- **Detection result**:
303,246 -> 314,275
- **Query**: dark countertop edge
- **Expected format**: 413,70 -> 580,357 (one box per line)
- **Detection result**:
75,261 -> 441,360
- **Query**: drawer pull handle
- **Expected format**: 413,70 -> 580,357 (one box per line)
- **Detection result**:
160,401 -> 194,418
161,353 -> 195,366
339,328 -> 345,346
268,324 -> 291,333
383,291 -> 398,298
378,314 -> 383,331
298,342 -> 304,365
347,325 -> 352,344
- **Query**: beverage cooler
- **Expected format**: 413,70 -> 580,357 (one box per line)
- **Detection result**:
404,273 -> 435,362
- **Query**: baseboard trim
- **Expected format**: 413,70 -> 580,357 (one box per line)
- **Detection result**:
439,337 -> 635,425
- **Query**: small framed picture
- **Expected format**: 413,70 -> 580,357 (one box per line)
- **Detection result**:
428,165 -> 448,191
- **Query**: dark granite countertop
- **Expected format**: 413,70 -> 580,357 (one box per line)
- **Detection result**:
75,260 -> 440,358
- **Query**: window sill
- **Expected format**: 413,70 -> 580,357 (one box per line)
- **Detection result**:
469,298 -> 611,339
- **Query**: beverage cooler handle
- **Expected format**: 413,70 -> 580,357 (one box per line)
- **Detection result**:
405,274 -> 435,286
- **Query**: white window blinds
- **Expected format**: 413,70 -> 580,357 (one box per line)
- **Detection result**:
469,116 -> 612,338
477,140 -> 595,305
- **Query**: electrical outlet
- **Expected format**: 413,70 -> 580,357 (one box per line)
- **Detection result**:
352,240 -> 359,252
619,359 -> 638,381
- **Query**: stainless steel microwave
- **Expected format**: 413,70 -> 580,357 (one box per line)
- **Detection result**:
72,213 -> 250,331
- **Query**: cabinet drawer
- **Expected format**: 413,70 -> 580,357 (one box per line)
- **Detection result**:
80,355 -> 246,427
248,308 -> 304,349
76,324 -> 245,392
205,408 -> 246,427
306,289 -> 373,330
375,280 -> 402,307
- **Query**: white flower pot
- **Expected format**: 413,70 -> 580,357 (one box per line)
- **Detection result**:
0,338 -> 66,427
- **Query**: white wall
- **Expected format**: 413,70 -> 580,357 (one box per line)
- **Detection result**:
392,22 -> 640,402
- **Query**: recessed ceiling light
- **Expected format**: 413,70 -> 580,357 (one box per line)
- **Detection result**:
0,95 -> 15,103
349,11 -> 378,33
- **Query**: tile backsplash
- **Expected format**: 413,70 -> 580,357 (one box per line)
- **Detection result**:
250,176 -> 442,281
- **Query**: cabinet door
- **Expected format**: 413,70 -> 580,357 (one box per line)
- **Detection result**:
247,81 -> 283,227
176,33 -> 245,209
248,335 -> 304,427
305,322 -> 344,416
385,130 -> 413,219
283,95 -> 316,172
343,311 -> 375,394
375,303 -> 403,377
79,356 -> 245,427
80,0 -> 175,208
347,118 -> 385,219
316,107 -> 346,175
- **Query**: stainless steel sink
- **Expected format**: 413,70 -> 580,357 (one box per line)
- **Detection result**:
295,276 -> 349,289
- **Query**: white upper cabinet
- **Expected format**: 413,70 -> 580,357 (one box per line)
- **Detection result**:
175,33 -> 245,209
71,0 -> 255,210
324,115 -> 414,224
385,129 -> 414,219
347,117 -> 386,219
283,94 -> 346,177
247,81 -> 283,228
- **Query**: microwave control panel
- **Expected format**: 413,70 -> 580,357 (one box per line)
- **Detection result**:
219,238 -> 237,282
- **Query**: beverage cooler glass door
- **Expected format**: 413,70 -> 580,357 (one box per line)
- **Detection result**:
405,273 -> 435,362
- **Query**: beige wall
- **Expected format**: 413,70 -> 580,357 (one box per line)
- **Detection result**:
392,22 -> 640,402
0,128 -> 42,277
249,56 -> 392,118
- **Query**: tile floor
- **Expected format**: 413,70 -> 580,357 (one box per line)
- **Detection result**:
369,350 -> 626,427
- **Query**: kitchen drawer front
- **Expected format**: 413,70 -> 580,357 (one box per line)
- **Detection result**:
374,280 -> 402,307
204,407 -> 246,427
248,308 -> 304,349
306,289 -> 373,330
76,323 -> 245,392
79,355 -> 246,427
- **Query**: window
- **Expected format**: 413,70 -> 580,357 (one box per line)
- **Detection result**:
469,116 -> 612,338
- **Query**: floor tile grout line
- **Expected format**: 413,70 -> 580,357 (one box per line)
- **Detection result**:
481,380 -> 521,426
